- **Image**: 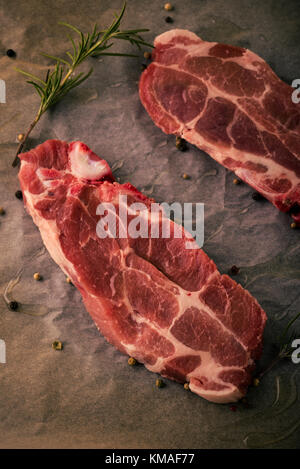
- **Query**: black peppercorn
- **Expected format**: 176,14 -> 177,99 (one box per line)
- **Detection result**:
9,301 -> 19,311
15,190 -> 23,200
290,203 -> 300,216
6,49 -> 16,58
165,16 -> 173,23
252,191 -> 264,201
230,265 -> 240,275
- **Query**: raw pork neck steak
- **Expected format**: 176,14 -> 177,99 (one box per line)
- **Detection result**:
18,140 -> 267,403
139,29 -> 300,224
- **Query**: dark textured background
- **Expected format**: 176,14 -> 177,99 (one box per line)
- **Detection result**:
0,0 -> 300,449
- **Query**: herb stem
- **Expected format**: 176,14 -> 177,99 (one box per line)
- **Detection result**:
13,2 -> 151,167
256,311 -> 300,382
256,355 -> 281,381
12,114 -> 40,167
278,311 -> 300,344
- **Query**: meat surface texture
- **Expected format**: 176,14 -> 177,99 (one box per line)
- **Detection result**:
18,139 -> 267,403
139,29 -> 300,224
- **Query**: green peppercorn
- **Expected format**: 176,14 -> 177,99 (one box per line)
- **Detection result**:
33,272 -> 42,281
155,378 -> 165,388
175,136 -> 187,151
128,357 -> 137,366
52,340 -> 63,351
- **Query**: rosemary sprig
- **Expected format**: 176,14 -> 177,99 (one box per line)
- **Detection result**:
12,3 -> 152,167
257,311 -> 300,380
277,310 -> 300,358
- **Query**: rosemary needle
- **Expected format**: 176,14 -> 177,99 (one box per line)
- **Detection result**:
12,2 -> 152,167
257,310 -> 300,380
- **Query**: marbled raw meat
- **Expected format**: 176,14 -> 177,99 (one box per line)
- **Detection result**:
18,140 -> 267,403
139,29 -> 300,224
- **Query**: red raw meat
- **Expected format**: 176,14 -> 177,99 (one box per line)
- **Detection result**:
139,29 -> 300,224
18,140 -> 267,403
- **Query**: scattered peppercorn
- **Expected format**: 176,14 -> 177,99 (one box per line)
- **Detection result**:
128,357 -> 137,366
253,378 -> 260,387
175,136 -> 187,151
230,265 -> 240,275
165,16 -> 173,23
182,173 -> 190,180
290,203 -> 300,216
143,51 -> 151,60
230,405 -> 237,412
33,272 -> 42,281
233,178 -> 241,185
66,276 -> 72,284
17,133 -> 25,142
52,340 -> 63,351
0,207 -> 5,215
15,190 -> 23,200
141,63 -> 147,70
155,378 -> 165,388
6,49 -> 16,58
252,191 -> 264,201
290,222 -> 297,229
9,300 -> 19,311
164,2 -> 173,11
183,382 -> 190,390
